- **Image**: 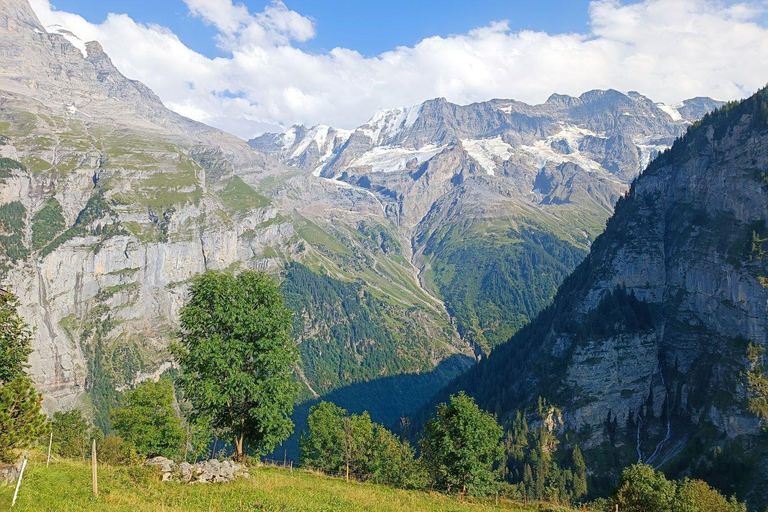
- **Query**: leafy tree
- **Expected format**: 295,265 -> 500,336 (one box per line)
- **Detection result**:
50,410 -> 91,459
301,401 -> 423,487
97,435 -> 143,466
300,401 -> 374,480
0,289 -> 47,463
615,464 -> 677,512
674,478 -> 746,512
300,401 -> 348,474
0,290 -> 33,383
111,380 -> 185,459
174,270 -> 298,460
369,425 -> 424,488
609,465 -> 745,512
420,392 -> 504,496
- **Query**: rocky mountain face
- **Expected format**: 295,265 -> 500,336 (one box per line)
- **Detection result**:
0,0 -> 469,428
253,92 -> 722,352
435,90 -> 768,504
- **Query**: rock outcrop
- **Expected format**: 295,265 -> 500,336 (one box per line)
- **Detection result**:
144,457 -> 250,484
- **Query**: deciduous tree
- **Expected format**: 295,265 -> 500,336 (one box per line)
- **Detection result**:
174,270 -> 298,460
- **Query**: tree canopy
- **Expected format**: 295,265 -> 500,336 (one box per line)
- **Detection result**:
174,270 -> 298,460
111,379 -> 185,459
420,392 -> 504,496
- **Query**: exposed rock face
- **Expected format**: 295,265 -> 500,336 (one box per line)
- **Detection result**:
440,88 -> 768,503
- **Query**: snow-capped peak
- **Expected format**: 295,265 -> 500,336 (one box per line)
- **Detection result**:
358,104 -> 422,144
47,25 -> 87,58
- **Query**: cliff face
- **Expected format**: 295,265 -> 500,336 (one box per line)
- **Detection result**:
444,90 -> 768,501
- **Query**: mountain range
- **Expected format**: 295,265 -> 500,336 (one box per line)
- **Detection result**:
0,0 -> 727,442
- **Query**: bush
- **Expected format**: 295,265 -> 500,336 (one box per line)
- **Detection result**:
98,435 -> 143,466
50,410 -> 91,460
111,380 -> 185,459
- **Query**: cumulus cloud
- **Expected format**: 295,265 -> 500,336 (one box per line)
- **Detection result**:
28,0 -> 768,139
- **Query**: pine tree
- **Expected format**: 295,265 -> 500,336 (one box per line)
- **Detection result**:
571,445 -> 588,500
0,289 -> 47,463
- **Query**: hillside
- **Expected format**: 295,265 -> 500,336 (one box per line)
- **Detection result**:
434,88 -> 768,504
0,459 -> 554,512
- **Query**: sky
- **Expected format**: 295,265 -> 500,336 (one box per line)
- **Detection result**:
28,0 -> 768,139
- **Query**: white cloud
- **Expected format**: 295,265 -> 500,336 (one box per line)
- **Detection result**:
28,0 -> 768,139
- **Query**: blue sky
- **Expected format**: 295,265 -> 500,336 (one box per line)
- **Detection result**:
32,0 -> 768,138
47,0 -> 593,58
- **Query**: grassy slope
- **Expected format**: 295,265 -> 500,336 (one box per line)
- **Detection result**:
0,460 -> 557,512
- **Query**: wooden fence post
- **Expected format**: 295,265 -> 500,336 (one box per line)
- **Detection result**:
46,431 -> 53,467
92,439 -> 98,497
11,458 -> 27,507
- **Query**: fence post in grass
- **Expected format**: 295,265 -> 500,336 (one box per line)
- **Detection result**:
46,431 -> 53,467
284,449 -> 287,468
11,458 -> 27,508
495,491 -> 498,506
92,439 -> 98,497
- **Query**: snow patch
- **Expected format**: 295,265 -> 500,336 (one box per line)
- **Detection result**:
47,25 -> 87,57
346,144 -> 445,173
521,124 -> 605,174
291,125 -> 331,159
656,103 -> 683,122
460,136 -> 515,175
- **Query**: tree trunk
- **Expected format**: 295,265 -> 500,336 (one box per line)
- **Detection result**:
234,436 -> 244,462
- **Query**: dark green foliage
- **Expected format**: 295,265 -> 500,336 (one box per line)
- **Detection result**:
300,401 -> 423,487
111,380 -> 185,459
422,225 -> 586,351
0,157 -> 23,179
0,289 -> 47,462
42,191 -> 125,257
503,400 -> 587,504
0,376 -> 48,462
420,392 -> 504,496
174,270 -> 298,460
356,221 -> 401,255
281,262 -> 434,396
0,201 -> 29,270
31,198 -> 66,250
50,410 -> 91,460
559,284 -> 654,338
0,290 -> 33,383
602,464 -> 746,512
